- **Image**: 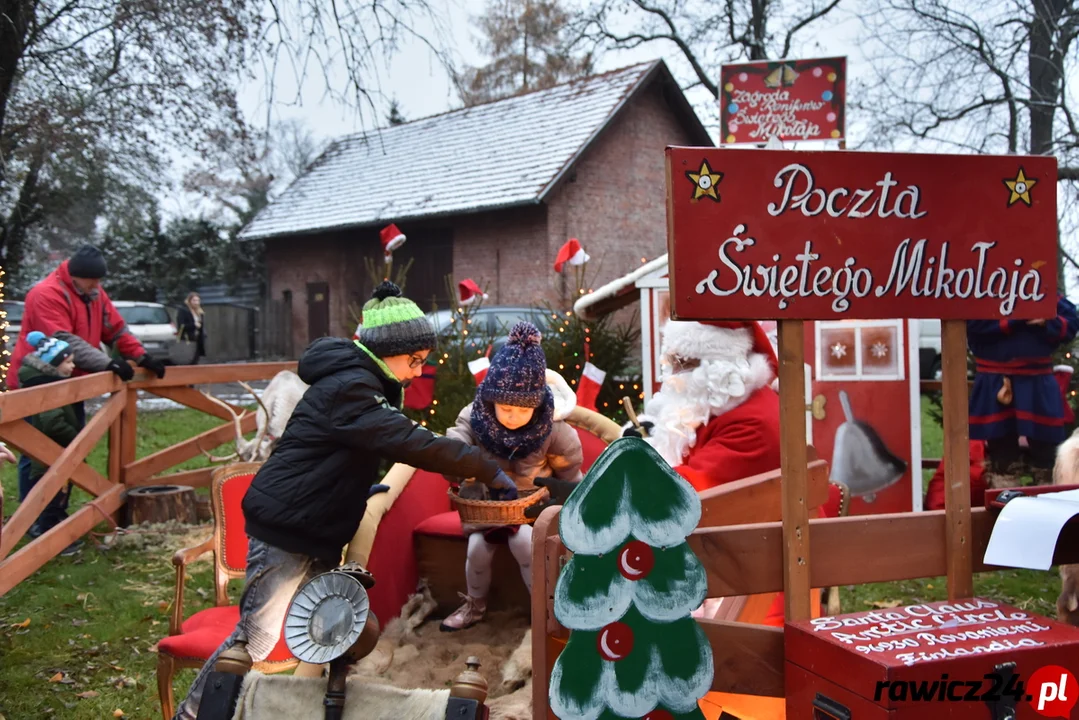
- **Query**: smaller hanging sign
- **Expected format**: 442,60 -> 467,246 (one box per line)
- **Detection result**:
719,56 -> 846,144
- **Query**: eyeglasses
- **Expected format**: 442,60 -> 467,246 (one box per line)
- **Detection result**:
664,354 -> 700,375
407,354 -> 427,369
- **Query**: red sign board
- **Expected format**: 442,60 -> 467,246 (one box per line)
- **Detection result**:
719,57 -> 846,144
665,147 -> 1058,320
785,598 -> 1079,714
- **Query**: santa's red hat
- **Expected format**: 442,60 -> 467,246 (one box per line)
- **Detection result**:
553,238 -> 590,272
458,278 -> 488,307
380,223 -> 406,253
660,319 -> 779,379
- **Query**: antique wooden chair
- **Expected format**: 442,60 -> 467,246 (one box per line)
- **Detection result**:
530,457 -> 841,720
155,462 -> 298,720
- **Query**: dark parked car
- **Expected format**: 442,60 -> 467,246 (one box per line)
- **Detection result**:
426,305 -> 552,354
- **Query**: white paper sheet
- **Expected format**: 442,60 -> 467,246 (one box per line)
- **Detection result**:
983,491 -> 1079,571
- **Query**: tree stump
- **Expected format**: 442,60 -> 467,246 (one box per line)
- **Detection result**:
125,485 -> 197,526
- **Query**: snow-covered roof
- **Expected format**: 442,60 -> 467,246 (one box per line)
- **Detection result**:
573,254 -> 668,320
238,60 -> 709,241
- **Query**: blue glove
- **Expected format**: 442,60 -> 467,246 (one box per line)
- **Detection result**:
489,470 -> 519,501
368,484 -> 391,498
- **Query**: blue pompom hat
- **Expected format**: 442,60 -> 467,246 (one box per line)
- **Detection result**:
479,322 -> 549,408
26,331 -> 73,367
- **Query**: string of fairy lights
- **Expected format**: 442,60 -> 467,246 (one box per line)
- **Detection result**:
414,302 -> 643,428
0,265 -> 9,389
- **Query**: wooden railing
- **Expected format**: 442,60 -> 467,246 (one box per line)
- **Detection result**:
0,362 -> 296,596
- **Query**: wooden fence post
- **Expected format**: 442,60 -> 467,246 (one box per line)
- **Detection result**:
941,320 -> 974,599
779,320 -> 812,621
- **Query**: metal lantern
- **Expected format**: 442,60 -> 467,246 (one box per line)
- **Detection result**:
284,566 -> 372,665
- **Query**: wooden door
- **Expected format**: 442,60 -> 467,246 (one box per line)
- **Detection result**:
307,282 -> 330,342
805,319 -> 920,515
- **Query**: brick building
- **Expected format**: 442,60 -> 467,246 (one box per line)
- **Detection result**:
238,60 -> 713,351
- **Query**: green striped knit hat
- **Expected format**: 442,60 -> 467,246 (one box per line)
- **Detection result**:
358,281 -> 437,357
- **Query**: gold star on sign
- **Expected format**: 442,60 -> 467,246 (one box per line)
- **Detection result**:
686,160 -> 723,201
1003,167 -> 1037,207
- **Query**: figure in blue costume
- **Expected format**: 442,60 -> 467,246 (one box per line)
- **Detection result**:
968,293 -> 1079,488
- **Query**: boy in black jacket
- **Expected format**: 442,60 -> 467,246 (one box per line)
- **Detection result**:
175,282 -> 516,720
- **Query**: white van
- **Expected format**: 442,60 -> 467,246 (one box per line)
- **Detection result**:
112,301 -> 177,364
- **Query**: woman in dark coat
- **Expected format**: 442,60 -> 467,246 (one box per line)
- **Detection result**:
175,292 -> 206,364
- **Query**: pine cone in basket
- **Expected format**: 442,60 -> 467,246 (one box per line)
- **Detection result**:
458,479 -> 490,501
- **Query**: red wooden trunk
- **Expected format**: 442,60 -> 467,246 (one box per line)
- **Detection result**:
785,597 -> 1079,719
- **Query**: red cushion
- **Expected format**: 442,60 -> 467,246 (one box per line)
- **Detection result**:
162,606 -> 294,663
220,472 -> 256,570
575,427 -> 607,473
182,605 -> 239,633
413,511 -> 465,539
366,469 -> 452,627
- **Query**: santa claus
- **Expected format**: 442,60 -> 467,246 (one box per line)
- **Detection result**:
624,319 -> 843,626
623,319 -> 782,490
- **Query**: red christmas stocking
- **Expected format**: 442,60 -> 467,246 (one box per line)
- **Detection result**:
468,357 -> 490,385
576,362 -> 606,411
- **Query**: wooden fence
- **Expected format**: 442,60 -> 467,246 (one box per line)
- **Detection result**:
0,362 -> 296,597
201,305 -> 257,362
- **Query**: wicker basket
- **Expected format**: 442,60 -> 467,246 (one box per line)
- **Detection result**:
448,485 -> 549,525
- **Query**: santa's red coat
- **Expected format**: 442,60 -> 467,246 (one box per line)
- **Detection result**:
663,384 -> 843,625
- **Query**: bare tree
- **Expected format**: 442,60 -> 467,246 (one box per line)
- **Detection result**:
453,0 -> 595,106
575,0 -> 843,100
854,0 -> 1079,279
0,0 -> 454,279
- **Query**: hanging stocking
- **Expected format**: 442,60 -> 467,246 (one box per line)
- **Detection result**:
576,362 -> 606,411
469,357 -> 490,385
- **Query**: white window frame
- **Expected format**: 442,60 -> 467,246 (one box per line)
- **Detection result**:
815,319 -> 906,382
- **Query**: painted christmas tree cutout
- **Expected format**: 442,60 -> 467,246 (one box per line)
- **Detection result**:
550,437 -> 713,720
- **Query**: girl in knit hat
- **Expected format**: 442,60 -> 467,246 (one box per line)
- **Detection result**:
441,321 -> 584,631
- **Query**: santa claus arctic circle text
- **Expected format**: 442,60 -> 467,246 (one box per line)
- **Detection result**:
695,227 -> 1044,316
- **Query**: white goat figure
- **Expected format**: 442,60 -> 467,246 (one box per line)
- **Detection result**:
1054,430 -> 1079,626
200,370 -> 309,463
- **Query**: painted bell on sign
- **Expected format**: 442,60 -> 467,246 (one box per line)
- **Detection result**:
829,390 -> 908,502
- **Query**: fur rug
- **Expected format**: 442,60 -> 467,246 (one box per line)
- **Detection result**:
348,583 -> 534,719
232,673 -> 450,719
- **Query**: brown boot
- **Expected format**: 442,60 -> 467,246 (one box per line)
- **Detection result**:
440,593 -> 486,632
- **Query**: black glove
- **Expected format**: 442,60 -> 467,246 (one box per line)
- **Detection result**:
368,484 -> 391,498
524,476 -> 581,519
106,358 -> 134,381
138,354 -> 167,379
622,420 -> 654,438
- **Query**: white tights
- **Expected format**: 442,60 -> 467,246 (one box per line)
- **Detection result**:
465,525 -> 533,599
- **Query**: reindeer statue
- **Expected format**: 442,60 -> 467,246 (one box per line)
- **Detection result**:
199,370 -> 309,463
1054,430 -> 1079,626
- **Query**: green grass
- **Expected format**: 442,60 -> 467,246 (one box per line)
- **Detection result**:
0,407 -> 254,720
0,400 -> 1065,718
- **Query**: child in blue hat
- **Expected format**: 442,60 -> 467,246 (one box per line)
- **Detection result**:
441,321 -> 584,630
18,331 -> 83,554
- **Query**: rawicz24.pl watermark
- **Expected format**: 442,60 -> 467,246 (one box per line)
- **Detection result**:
873,666 -> 1078,718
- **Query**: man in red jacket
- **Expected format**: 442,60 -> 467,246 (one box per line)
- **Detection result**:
10,245 -> 167,541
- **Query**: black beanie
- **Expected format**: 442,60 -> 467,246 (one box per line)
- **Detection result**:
68,245 -> 108,279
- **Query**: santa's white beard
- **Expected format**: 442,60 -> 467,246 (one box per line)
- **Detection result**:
643,352 -> 773,468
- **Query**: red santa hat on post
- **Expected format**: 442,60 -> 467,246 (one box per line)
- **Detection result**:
458,278 -> 488,307
381,223 -> 406,263
660,319 -> 779,380
553,238 -> 590,273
